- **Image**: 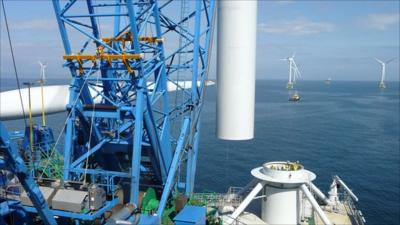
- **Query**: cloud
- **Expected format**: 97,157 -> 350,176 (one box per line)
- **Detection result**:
361,13 -> 399,30
11,19 -> 57,30
258,18 -> 335,36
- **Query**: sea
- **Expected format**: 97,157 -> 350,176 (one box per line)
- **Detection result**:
1,78 -> 399,225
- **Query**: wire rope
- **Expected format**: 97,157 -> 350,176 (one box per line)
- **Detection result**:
38,65 -> 95,179
83,70 -> 101,184
1,0 -> 27,126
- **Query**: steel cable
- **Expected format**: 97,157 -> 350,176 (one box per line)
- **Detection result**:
1,0 -> 27,126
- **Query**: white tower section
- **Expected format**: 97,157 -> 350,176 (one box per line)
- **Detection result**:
251,162 -> 316,225
216,1 -> 257,140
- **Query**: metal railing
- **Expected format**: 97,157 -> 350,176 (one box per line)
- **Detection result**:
342,193 -> 366,225
190,186 -> 244,208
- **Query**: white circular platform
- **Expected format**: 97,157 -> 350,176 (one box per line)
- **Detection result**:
251,161 -> 316,186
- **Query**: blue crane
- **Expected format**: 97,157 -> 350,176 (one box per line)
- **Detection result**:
0,0 -> 216,224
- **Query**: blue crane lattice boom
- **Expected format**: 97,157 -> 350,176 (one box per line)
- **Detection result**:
52,0 -> 215,217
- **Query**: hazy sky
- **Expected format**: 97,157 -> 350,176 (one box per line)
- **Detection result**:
1,0 -> 399,81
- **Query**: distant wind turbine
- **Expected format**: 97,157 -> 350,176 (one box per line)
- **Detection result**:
38,61 -> 47,82
281,53 -> 301,89
373,57 -> 396,89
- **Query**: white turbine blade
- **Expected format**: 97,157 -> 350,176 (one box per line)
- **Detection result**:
296,69 -> 301,79
385,57 -> 397,64
292,52 -> 296,58
294,70 -> 301,81
280,58 -> 288,61
374,57 -> 384,65
292,60 -> 301,80
292,61 -> 301,75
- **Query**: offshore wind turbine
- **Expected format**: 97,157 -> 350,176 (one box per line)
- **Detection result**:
281,53 -> 301,89
38,61 -> 47,82
374,57 -> 396,89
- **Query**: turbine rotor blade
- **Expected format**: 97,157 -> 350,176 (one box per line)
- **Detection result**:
385,57 -> 397,64
296,69 -> 301,78
374,57 -> 384,65
295,69 -> 301,79
292,60 -> 301,79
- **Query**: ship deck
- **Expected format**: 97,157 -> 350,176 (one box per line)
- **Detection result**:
315,203 -> 353,225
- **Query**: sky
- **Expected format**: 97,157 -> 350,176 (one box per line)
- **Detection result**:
0,0 -> 399,81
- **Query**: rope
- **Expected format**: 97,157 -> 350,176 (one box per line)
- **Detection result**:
38,65 -> 95,179
1,0 -> 27,126
83,71 -> 101,184
81,0 -> 102,184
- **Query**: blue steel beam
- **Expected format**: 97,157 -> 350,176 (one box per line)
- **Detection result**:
151,0 -> 172,173
191,0 -> 202,102
157,118 -> 190,216
22,198 -> 120,221
130,80 -> 145,204
125,0 -> 146,205
186,0 -> 216,195
0,159 -> 5,169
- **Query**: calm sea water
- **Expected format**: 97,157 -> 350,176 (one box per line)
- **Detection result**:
1,79 -> 399,225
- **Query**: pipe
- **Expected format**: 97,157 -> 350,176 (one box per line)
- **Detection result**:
236,179 -> 258,197
226,182 -> 264,224
105,204 -> 136,225
300,184 -> 332,225
308,182 -> 332,205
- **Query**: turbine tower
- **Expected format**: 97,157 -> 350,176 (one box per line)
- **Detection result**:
374,57 -> 396,89
281,53 -> 301,89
